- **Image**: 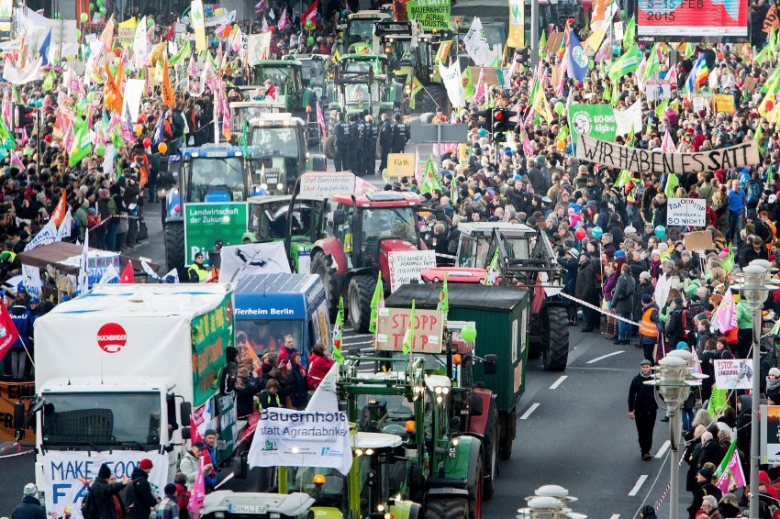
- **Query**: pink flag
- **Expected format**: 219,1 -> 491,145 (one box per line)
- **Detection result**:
666,67 -> 677,89
316,101 -> 327,138
714,449 -> 746,494
188,458 -> 205,519
254,0 -> 265,13
10,150 -> 23,170
473,68 -> 486,105
262,17 -> 269,32
712,288 -> 738,333
278,9 -> 289,30
354,176 -> 378,194
660,129 -> 675,153
522,133 -> 533,155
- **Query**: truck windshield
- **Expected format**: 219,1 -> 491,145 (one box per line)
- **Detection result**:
235,319 -> 304,360
250,127 -> 301,158
345,84 -> 379,104
360,207 -> 417,246
41,392 -> 161,446
347,19 -> 377,45
357,394 -> 414,435
189,157 -> 246,202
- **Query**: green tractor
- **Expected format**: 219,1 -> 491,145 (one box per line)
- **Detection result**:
339,9 -> 392,53
340,356 -> 485,519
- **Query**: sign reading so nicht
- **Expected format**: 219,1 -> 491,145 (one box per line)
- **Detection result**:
407,0 -> 451,30
184,202 -> 248,265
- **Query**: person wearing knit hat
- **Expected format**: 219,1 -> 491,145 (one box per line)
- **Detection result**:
10,483 -> 44,519
86,463 -> 127,519
157,484 -> 180,519
126,459 -> 159,519
768,368 -> 780,404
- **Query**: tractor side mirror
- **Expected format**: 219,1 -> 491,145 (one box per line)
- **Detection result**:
180,401 -> 192,424
468,395 -> 483,416
483,354 -> 498,375
333,209 -> 346,227
13,401 -> 26,441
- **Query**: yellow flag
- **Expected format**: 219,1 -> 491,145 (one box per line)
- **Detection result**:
585,24 -> 606,54
533,87 -> 553,124
162,58 -> 174,108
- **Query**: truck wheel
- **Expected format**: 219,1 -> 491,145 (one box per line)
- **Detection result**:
311,251 -> 339,322
325,135 -> 336,159
542,306 -> 570,372
348,274 -> 376,333
164,220 -> 185,278
468,450 -> 483,519
423,498 -> 469,519
483,409 -> 500,500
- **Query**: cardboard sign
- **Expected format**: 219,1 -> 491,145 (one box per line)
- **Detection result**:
744,76 -> 759,94
761,404 -> 780,464
468,66 -> 499,86
299,172 -> 355,198
388,250 -> 437,291
375,307 -> 444,353
667,198 -> 706,227
545,32 -> 564,55
646,81 -> 671,101
118,26 -> 135,42
714,359 -> 753,390
387,153 -> 415,177
684,230 -> 714,251
713,94 -> 735,114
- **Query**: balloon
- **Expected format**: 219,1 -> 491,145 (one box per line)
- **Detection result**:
557,139 -> 566,150
143,138 -> 152,148
114,48 -> 122,57
575,227 -> 587,240
592,226 -> 603,239
655,225 -> 666,239
97,0 -> 104,6
90,2 -> 95,10
99,7 -> 107,15
134,124 -> 143,136
613,45 -> 620,56
80,12 -> 88,22
620,9 -> 626,19
460,323 -> 477,343
95,144 -> 106,157
307,36 -> 314,45
588,59 -> 595,70
147,17 -> 154,27
532,117 -> 540,126
76,29 -> 82,39
158,142 -> 168,154
554,102 -> 564,116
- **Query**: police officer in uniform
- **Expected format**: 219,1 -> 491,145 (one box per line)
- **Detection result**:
355,113 -> 368,176
188,252 -> 210,283
347,114 -> 360,173
379,112 -> 393,172
333,112 -> 352,172
365,111 -> 378,176
391,113 -> 409,154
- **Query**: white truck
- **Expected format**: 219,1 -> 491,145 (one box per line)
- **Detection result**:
22,284 -> 237,518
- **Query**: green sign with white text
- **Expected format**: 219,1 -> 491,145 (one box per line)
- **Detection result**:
184,202 -> 248,265
407,0 -> 451,30
568,104 -> 617,144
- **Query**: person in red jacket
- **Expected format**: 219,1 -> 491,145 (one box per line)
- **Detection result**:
307,342 -> 334,390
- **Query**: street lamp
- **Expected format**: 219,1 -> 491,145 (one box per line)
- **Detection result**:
516,486 -> 586,519
645,353 -> 705,519
737,262 -> 774,518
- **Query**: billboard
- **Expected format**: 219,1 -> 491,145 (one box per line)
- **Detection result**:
637,0 -> 748,40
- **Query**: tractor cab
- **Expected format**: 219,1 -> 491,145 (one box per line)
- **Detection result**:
282,53 -> 330,100
229,101 -> 284,140
342,10 -> 391,52
178,144 -> 250,205
333,54 -> 400,118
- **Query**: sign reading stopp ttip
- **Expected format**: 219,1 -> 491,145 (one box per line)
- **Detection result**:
637,0 -> 748,39
96,323 -> 128,353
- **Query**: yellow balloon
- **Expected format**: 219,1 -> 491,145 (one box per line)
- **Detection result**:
158,142 -> 168,154
557,139 -> 566,150
134,124 -> 143,136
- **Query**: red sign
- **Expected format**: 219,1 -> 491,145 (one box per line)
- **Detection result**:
96,323 -> 128,353
637,0 -> 748,40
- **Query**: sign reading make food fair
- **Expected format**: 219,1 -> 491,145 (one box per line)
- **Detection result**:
375,307 -> 444,353
667,198 -> 706,227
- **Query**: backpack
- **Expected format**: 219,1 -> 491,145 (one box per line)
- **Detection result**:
747,179 -> 761,205
120,480 -> 138,515
80,484 -> 98,519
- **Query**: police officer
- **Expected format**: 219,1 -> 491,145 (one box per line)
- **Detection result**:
379,112 -> 393,172
355,113 -> 368,176
347,114 -> 361,173
333,112 -> 352,172
391,113 -> 409,154
365,112 -> 378,177
188,252 -> 209,283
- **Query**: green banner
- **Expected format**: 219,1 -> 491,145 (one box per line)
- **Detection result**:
191,295 -> 233,407
184,202 -> 248,266
568,104 -> 617,144
407,0 -> 451,30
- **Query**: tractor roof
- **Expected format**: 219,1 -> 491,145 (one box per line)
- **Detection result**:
254,60 -> 302,67
341,53 -> 387,61
332,190 -> 422,208
181,144 -> 245,158
387,283 -> 529,312
457,222 -> 535,238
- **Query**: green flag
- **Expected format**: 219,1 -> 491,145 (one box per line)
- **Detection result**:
409,76 -> 424,110
623,15 -> 636,50
421,155 -> 443,194
664,172 -> 679,198
332,297 -> 345,364
42,69 -> 56,92
403,299 -> 416,355
721,244 -> 735,274
642,43 -> 660,85
766,165 -> 774,188
437,275 -> 449,321
242,119 -> 249,157
755,42 -> 771,66
0,117 -> 15,149
538,30 -> 547,58
714,438 -> 738,479
615,170 -> 632,188
607,44 -> 642,82
654,99 -> 669,120
68,118 -> 93,168
462,67 -> 474,99
450,176 -> 458,206
169,40 -> 191,65
369,272 -> 384,333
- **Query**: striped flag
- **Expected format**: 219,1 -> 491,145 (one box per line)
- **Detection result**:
714,439 -> 746,493
685,55 -> 709,93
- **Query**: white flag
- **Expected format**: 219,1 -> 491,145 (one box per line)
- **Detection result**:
3,56 -> 43,85
134,17 -> 148,70
98,263 -> 120,284
77,223 -> 89,295
163,268 -> 179,283
56,209 -> 72,241
141,260 -> 160,280
24,220 -> 57,251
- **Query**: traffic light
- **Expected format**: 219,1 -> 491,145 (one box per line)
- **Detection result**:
492,108 -> 517,143
16,105 -> 34,133
476,110 -> 493,133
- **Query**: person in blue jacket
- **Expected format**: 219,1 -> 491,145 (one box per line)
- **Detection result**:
8,291 -> 33,381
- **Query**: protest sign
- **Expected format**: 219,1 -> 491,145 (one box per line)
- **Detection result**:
0,381 -> 35,442
218,242 -> 291,283
22,264 -> 42,297
41,451 -> 168,519
299,172 -> 355,198
761,404 -> 780,463
568,104 -> 617,144
387,153 -> 416,177
713,94 -> 735,114
683,230 -> 714,251
667,198 -> 706,226
646,80 -> 671,101
576,134 -> 761,175
388,250 -> 437,291
375,307 -> 444,353
406,0 -> 450,30
184,202 -> 248,265
714,359 -> 754,390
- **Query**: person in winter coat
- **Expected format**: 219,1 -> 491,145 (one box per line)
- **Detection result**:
558,247 -> 580,324
633,272 -> 655,322
716,493 -> 741,518
8,292 -> 33,381
89,464 -> 128,519
178,443 -> 213,487
688,465 -> 722,519
665,297 -> 686,348
613,264 -> 637,345
767,367 -> 780,404
10,484 -> 46,519
736,395 -> 752,459
697,432 -> 725,470
629,359 -> 659,460
123,459 -> 159,519
280,352 -> 308,410
575,252 -> 599,332
685,425 -> 707,494
307,342 -> 334,390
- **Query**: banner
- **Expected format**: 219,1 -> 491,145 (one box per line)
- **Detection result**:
568,104 -> 617,144
375,307 -> 444,353
576,134 -> 760,175
406,0 -> 450,30
21,264 -> 42,297
388,250 -> 437,291
3,56 -> 42,85
714,358 -> 753,390
190,295 -> 232,407
438,60 -> 466,109
218,242 -> 292,283
183,202 -> 248,266
667,197 -> 706,226
0,381 -> 35,442
190,0 -> 207,51
41,451 -> 168,519
764,3 -> 780,33
637,0 -> 748,39
506,0 -> 524,48
299,172 -> 355,198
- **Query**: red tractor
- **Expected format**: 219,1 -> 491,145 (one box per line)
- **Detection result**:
309,191 -> 424,332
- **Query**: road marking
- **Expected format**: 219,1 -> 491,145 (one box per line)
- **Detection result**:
587,350 -> 625,364
655,440 -> 671,459
549,376 -> 568,389
628,475 -> 648,497
520,403 -> 540,420
609,515 -> 620,519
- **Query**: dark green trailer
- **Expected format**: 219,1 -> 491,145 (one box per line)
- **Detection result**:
386,283 -> 529,460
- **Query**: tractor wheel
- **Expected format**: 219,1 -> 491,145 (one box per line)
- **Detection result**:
542,306 -> 570,372
311,251 -> 339,322
164,220 -> 185,278
324,135 -> 336,160
483,409 -> 500,500
423,498 -> 469,519
468,449 -> 483,519
347,274 -> 376,333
